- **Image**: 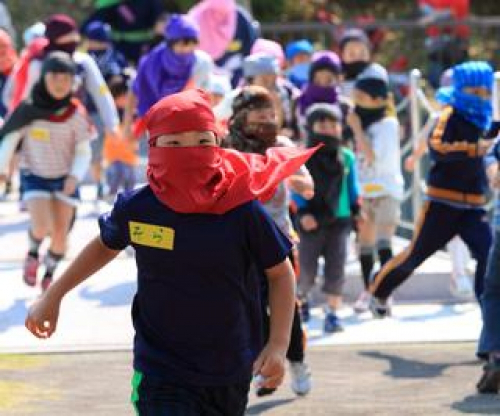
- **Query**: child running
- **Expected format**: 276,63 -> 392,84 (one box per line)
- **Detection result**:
295,103 -> 361,333
369,61 -> 495,317
25,89 -> 318,415
224,85 -> 314,397
0,52 -> 94,291
346,64 -> 404,313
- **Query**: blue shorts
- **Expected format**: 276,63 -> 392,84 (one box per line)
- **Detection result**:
21,171 -> 80,207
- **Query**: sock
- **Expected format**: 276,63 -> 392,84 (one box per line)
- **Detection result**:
359,246 -> 375,289
377,239 -> 393,267
43,250 -> 64,278
28,230 -> 43,259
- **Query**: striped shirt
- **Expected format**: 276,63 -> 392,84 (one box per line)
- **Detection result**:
19,108 -> 95,179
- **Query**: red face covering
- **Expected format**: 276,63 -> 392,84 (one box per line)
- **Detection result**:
145,89 -> 319,214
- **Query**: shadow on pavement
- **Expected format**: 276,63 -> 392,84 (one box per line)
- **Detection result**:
398,304 -> 472,323
245,398 -> 295,415
0,217 -> 30,234
79,282 -> 136,307
451,394 -> 500,414
359,350 -> 478,379
0,298 -> 29,333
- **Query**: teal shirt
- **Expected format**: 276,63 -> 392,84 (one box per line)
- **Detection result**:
292,147 -> 359,219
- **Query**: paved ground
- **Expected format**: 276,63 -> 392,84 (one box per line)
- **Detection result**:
1,343 -> 500,415
0,188 -> 482,353
1,187 -> 497,415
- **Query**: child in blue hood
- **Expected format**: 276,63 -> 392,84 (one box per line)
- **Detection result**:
369,61 -> 496,318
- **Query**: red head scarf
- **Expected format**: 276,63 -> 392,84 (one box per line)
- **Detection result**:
145,89 -> 319,214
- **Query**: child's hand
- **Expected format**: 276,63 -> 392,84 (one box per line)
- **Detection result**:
25,293 -> 61,339
252,343 -> 287,389
63,176 -> 77,196
287,175 -> 314,199
404,155 -> 416,172
300,214 -> 318,231
346,111 -> 362,132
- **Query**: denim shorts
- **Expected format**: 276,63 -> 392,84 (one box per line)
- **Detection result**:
21,171 -> 80,207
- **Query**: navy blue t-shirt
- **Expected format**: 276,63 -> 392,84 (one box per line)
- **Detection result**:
99,186 -> 292,386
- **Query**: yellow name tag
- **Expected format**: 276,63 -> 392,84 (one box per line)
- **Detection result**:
30,128 -> 50,142
228,39 -> 242,52
363,184 -> 384,194
129,221 -> 174,250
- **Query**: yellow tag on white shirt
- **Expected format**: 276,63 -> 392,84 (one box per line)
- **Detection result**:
29,128 -> 50,142
363,184 -> 384,194
129,221 -> 175,250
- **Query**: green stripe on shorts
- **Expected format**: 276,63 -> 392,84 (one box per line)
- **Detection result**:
131,370 -> 143,415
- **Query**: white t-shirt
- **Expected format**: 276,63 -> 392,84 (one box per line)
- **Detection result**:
356,116 -> 404,200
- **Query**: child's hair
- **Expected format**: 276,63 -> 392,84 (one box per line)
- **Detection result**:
42,51 -> 76,76
305,103 -> 342,131
108,75 -> 128,99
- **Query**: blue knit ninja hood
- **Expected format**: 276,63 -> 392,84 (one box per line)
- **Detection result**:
436,61 -> 494,131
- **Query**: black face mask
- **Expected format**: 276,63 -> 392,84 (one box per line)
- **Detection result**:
242,121 -> 278,149
343,60 -> 369,80
355,105 -> 386,130
308,132 -> 341,153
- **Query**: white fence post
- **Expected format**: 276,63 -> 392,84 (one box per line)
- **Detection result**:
409,69 -> 423,227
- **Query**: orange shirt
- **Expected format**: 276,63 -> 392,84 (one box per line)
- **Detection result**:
103,127 -> 138,166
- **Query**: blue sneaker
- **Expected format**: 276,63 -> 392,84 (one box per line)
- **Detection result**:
324,312 -> 343,333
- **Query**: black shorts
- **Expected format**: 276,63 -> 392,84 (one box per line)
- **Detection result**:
131,371 -> 250,416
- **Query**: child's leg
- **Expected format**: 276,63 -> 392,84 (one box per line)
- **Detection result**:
26,197 -> 52,247
42,197 -> 76,288
458,210 -> 493,302
370,201 -> 459,301
374,196 -> 400,267
286,250 -> 305,363
478,230 -> 500,357
476,230 -> 500,393
24,197 -> 52,285
357,205 -> 377,289
322,222 -> 350,332
322,222 -> 350,303
297,229 -> 325,300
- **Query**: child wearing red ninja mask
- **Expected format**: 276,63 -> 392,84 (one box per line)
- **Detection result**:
25,89 -> 318,415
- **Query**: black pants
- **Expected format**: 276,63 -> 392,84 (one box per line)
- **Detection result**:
261,251 -> 305,363
132,372 -> 249,416
370,201 -> 492,302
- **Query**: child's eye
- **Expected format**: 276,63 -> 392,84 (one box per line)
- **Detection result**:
167,141 -> 180,146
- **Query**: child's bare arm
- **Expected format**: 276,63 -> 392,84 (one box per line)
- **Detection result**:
25,236 -> 121,339
253,258 -> 295,388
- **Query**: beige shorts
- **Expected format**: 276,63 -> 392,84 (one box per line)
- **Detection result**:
362,196 -> 401,226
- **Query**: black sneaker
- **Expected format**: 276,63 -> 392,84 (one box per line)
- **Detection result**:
370,296 -> 391,319
256,387 -> 276,397
477,360 -> 500,394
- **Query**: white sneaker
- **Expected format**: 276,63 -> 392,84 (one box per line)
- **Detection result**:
290,361 -> 311,396
452,274 -> 474,298
353,291 -> 372,313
